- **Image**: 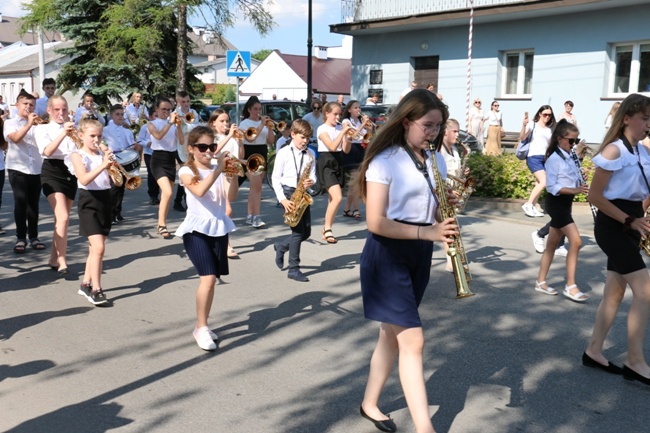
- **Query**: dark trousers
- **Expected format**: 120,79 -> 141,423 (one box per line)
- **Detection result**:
144,153 -> 160,199
174,150 -> 185,206
8,170 -> 41,240
109,181 -> 126,219
537,222 -> 566,246
276,186 -> 311,271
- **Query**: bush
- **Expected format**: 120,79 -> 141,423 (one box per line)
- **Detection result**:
465,153 -> 594,202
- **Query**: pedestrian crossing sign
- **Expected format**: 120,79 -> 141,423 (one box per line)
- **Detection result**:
226,50 -> 252,77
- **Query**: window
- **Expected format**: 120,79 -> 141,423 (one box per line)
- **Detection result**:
609,42 -> 650,95
502,50 -> 533,96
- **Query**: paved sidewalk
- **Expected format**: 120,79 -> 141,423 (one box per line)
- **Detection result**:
1,178 -> 648,433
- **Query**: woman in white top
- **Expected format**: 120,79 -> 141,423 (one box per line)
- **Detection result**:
534,120 -> 589,301
148,97 -> 183,239
520,105 -> 556,217
239,96 -> 275,228
469,98 -> 485,147
484,100 -> 503,156
176,126 -> 235,351
316,102 -> 353,243
558,100 -> 577,125
34,95 -> 79,274
210,108 -> 243,258
341,100 -> 369,219
356,89 -> 456,433
604,101 -> 620,131
585,94 -> 650,384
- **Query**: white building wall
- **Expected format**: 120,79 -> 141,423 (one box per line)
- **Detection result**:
239,52 -> 306,101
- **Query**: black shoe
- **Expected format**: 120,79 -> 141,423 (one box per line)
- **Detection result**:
582,352 -> 624,375
116,215 -> 124,222
359,405 -> 397,433
287,270 -> 309,282
173,203 -> 186,212
623,365 -> 650,385
273,243 -> 284,270
149,198 -> 159,205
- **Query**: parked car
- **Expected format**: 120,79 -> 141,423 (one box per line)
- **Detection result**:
360,104 -> 392,127
199,104 -> 221,122
221,100 -> 309,124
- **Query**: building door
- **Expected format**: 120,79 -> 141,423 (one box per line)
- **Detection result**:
413,56 -> 439,91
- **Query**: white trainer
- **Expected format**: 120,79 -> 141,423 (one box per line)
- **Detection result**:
531,231 -> 545,253
193,326 -> 217,351
252,215 -> 266,228
245,215 -> 253,225
522,203 -> 537,217
555,245 -> 568,257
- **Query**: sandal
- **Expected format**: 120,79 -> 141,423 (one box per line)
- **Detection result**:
534,280 -> 557,296
351,209 -> 362,219
227,247 -> 239,258
30,238 -> 46,250
322,227 -> 338,244
343,209 -> 353,218
13,240 -> 27,254
563,284 -> 588,303
157,225 -> 173,239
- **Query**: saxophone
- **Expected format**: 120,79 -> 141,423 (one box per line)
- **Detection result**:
430,145 -> 474,298
446,140 -> 477,214
284,156 -> 314,227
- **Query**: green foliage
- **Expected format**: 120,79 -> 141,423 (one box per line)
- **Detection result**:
208,84 -> 236,104
224,85 -> 236,102
252,49 -> 272,62
466,153 -> 594,202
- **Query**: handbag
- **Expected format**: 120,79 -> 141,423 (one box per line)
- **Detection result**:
515,124 -> 535,160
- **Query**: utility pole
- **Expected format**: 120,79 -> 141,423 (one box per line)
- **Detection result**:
307,0 -> 313,104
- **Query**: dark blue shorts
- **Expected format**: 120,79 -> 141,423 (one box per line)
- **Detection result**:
183,231 -> 229,277
526,155 -> 545,173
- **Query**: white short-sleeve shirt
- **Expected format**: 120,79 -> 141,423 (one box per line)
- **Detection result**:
3,116 -> 43,174
592,139 -> 650,202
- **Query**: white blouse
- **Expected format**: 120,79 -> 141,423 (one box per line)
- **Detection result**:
239,118 -> 269,145
317,123 -> 343,152
342,117 -> 366,144
34,122 -> 77,160
149,118 -> 177,152
66,150 -> 111,191
366,145 -> 446,224
215,134 -> 240,157
545,149 -> 581,196
3,116 -> 43,174
175,166 -> 236,238
593,138 -> 650,202
525,121 -> 553,157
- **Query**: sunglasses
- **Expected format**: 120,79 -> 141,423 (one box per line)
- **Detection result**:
541,113 -> 552,117
194,142 -> 217,152
566,138 -> 581,145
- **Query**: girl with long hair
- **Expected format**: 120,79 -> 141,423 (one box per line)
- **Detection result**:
584,94 -> 650,383
356,89 -> 457,433
533,120 -> 588,301
341,99 -> 369,219
175,126 -> 235,351
521,105 -> 557,217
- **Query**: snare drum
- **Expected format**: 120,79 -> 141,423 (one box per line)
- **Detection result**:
114,150 -> 141,173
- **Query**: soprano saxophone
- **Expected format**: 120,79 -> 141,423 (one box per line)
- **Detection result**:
430,144 -> 474,298
284,156 -> 314,227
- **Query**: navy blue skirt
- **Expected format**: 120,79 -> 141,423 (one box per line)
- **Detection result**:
360,229 -> 434,328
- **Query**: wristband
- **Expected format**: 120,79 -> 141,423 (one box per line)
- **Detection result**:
624,215 -> 635,230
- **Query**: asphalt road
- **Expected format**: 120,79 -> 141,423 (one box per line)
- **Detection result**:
1,175 -> 649,433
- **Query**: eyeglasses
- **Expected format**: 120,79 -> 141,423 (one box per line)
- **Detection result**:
566,138 -> 581,145
541,113 -> 552,117
159,108 -> 171,112
413,122 -> 441,135
194,143 -> 217,152
312,107 -> 321,111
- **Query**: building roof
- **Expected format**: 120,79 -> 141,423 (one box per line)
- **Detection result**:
187,30 -> 236,58
276,51 -> 351,95
0,40 -> 73,75
0,15 -> 64,48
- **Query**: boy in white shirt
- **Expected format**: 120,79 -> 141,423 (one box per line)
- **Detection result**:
271,119 -> 317,282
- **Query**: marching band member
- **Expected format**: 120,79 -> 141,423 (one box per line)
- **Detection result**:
124,91 -> 149,126
74,93 -> 106,126
534,119 -> 588,301
148,97 -> 183,239
584,93 -> 650,384
173,91 -> 201,212
4,91 -> 45,254
35,95 -> 78,274
35,78 -> 56,117
138,108 -> 160,205
341,100 -> 368,220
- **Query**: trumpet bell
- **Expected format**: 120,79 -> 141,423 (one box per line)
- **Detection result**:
96,105 -> 109,116
245,127 -> 259,142
129,123 -> 141,136
184,112 -> 195,123
246,154 -> 266,175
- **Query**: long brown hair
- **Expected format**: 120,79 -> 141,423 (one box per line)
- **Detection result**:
598,93 -> 650,154
356,89 -> 449,200
184,126 -> 215,184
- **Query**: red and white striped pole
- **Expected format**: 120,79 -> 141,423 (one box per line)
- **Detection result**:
465,0 -> 474,131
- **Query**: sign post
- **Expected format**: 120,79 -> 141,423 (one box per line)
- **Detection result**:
226,50 -> 252,122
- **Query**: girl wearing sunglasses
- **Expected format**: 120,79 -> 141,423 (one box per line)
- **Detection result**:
175,126 -> 235,351
534,119 -> 589,302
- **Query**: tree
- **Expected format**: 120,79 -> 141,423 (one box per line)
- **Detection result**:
252,49 -> 273,62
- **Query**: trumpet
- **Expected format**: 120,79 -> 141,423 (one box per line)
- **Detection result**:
221,153 -> 266,177
100,143 -> 142,190
173,112 -> 195,126
96,105 -> 109,116
128,123 -> 141,136
32,115 -> 49,125
233,127 -> 259,142
265,119 -> 287,132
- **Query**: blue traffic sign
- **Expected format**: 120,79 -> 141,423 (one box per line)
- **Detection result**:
226,51 -> 252,77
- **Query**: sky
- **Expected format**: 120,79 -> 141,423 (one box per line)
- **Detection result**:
3,0 -> 347,55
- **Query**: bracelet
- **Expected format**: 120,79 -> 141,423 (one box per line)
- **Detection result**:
417,226 -> 420,240
624,215 -> 635,230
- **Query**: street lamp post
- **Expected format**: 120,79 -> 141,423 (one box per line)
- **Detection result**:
307,0 -> 313,104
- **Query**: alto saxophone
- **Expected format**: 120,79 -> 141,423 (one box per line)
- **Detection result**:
284,155 -> 314,227
430,144 -> 474,298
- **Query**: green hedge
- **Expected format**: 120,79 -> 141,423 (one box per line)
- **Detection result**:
465,153 -> 594,202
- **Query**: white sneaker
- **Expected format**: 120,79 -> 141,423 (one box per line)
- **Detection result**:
208,329 -> 219,341
533,206 -> 545,217
193,326 -> 217,351
522,203 -> 537,217
531,231 -> 545,253
252,215 -> 266,228
555,245 -> 568,257
245,215 -> 253,225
